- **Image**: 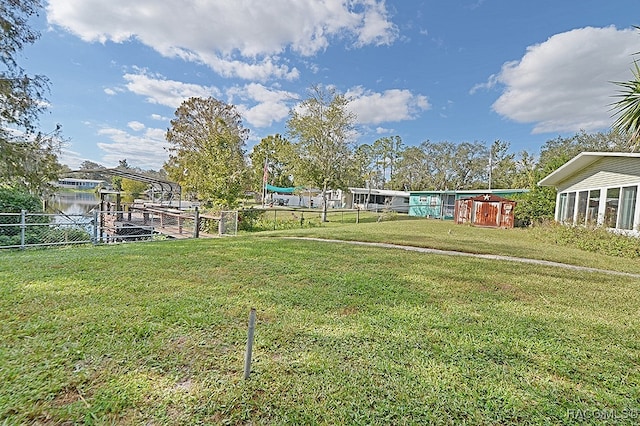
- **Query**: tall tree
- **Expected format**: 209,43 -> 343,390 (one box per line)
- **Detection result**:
249,134 -> 295,194
1,0 -> 48,132
372,136 -> 403,189
352,143 -> 376,189
0,0 -> 63,196
449,141 -> 488,190
391,145 -> 430,191
287,85 -> 356,221
165,97 -> 248,208
488,140 -> 518,189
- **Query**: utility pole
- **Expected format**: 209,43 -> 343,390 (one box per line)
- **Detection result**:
488,145 -> 493,191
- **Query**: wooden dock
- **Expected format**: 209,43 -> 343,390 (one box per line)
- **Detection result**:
101,206 -> 218,241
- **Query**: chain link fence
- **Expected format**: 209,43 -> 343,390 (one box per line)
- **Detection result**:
0,211 -> 94,249
0,208 -> 238,250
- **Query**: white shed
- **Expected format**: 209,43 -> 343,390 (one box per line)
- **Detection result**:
538,152 -> 640,235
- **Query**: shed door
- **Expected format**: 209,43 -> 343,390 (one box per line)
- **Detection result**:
473,201 -> 500,227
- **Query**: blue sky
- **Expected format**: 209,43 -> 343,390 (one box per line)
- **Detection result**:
22,0 -> 640,170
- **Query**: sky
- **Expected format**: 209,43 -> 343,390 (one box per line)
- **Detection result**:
21,0 -> 640,170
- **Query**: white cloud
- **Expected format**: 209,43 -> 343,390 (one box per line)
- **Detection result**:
127,121 -> 145,131
376,126 -> 394,134
354,0 -> 399,47
346,87 -> 431,125
123,69 -> 221,108
103,88 -> 117,96
227,83 -> 297,128
46,0 -> 398,81
96,126 -> 168,169
483,26 -> 639,134
121,71 -> 295,128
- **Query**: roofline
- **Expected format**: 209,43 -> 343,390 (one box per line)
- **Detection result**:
348,187 -> 410,196
538,152 -> 640,187
407,188 -> 528,194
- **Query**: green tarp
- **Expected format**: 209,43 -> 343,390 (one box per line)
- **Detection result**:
265,184 -> 304,194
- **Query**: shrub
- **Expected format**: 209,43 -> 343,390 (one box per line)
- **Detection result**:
531,221 -> 640,259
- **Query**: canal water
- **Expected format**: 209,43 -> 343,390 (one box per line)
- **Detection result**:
48,191 -> 101,215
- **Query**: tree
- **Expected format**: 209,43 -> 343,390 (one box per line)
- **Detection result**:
249,134 -> 295,195
165,97 -> 248,208
372,136 -> 403,189
1,0 -> 48,133
77,160 -> 109,180
352,143 -> 376,188
287,85 -> 356,221
488,140 -> 518,189
0,0 -> 63,196
391,145 -> 430,191
449,141 -> 488,190
0,128 -> 64,195
121,178 -> 148,198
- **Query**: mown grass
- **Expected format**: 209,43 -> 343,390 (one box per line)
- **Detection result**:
1,221 -> 639,424
261,216 -> 640,275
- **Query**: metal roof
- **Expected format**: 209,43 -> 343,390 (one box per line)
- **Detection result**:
67,168 -> 181,195
538,152 -> 640,187
348,187 -> 410,197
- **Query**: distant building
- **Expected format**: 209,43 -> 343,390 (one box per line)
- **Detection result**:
538,152 -> 640,235
408,189 -> 528,220
57,177 -> 107,190
347,188 -> 410,213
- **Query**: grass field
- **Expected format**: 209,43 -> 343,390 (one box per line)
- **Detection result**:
1,218 -> 639,424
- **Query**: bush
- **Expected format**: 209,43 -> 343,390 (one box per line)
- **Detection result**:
0,187 -> 43,213
531,221 -> 640,258
0,187 -> 47,240
238,207 -> 265,231
238,207 -> 320,232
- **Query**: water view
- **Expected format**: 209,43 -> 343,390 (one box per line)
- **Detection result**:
47,191 -> 101,215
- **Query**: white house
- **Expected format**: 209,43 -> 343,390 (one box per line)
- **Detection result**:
347,188 -> 410,213
538,152 -> 640,235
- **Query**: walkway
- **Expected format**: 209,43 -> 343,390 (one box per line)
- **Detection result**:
286,237 -> 640,279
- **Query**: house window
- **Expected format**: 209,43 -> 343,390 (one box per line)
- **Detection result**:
558,193 -> 567,222
576,191 -> 588,224
619,186 -> 637,230
587,190 -> 600,225
563,192 -> 576,223
604,188 -> 620,228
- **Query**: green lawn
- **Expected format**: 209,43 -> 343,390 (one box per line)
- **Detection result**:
1,220 -> 639,424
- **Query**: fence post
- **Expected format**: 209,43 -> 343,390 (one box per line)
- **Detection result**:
20,209 -> 26,250
244,308 -> 257,379
193,207 -> 200,238
93,210 -> 99,244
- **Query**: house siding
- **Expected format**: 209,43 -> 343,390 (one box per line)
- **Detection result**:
557,157 -> 640,193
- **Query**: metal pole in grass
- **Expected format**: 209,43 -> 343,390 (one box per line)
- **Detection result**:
244,308 -> 257,379
193,207 -> 199,238
20,210 -> 26,249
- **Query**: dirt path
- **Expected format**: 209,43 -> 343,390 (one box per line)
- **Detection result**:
286,237 -> 640,279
